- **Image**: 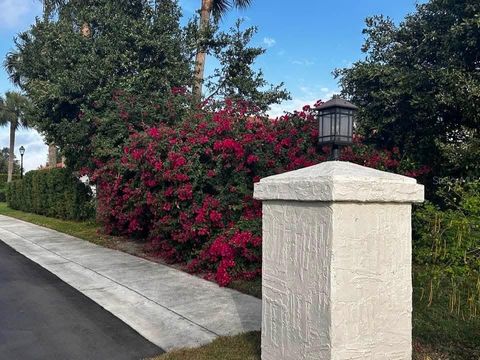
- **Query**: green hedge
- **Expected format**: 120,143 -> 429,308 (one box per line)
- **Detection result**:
6,168 -> 94,220
0,174 -> 20,202
0,173 -> 20,185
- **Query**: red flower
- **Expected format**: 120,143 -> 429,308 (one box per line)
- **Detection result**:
207,170 -> 216,178
209,210 -> 222,223
177,184 -> 193,201
246,155 -> 258,164
148,127 -> 161,139
131,148 -> 144,160
95,96 -> 416,286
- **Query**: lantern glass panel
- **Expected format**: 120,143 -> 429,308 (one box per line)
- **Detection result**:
325,114 -> 334,136
320,111 -> 334,142
340,113 -> 350,137
319,114 -> 327,136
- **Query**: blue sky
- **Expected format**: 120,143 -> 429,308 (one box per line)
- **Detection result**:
0,0 -> 421,170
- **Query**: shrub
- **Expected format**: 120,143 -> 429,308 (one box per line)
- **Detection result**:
413,181 -> 480,315
0,174 -> 20,202
92,98 -> 423,286
6,168 -> 94,220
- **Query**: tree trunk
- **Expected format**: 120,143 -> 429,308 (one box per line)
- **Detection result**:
193,0 -> 213,102
7,121 -> 16,182
48,143 -> 57,168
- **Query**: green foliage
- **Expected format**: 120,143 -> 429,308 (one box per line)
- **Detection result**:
335,0 -> 480,180
0,172 -> 20,202
209,0 -> 253,22
6,0 -> 192,170
413,180 -> 480,316
0,148 -> 20,174
0,91 -> 31,130
0,174 -> 19,185
413,270 -> 480,359
7,0 -> 285,171
205,20 -> 290,111
6,168 -> 94,220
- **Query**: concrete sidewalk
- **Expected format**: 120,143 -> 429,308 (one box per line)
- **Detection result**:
0,215 -> 261,351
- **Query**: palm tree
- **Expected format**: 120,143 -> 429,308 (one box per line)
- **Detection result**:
0,92 -> 30,182
193,0 -> 252,101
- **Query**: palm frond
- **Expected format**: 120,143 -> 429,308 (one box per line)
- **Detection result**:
211,0 -> 231,20
211,0 -> 252,21
0,92 -> 31,129
4,51 -> 22,86
233,0 -> 252,9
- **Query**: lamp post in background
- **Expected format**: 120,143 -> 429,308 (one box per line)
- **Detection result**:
315,96 -> 358,160
19,146 -> 25,179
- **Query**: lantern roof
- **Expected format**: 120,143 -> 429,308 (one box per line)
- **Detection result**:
315,97 -> 358,111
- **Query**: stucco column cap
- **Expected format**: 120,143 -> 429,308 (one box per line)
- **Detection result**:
253,161 -> 424,203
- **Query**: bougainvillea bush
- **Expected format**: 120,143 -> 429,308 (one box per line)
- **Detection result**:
92,95 -> 423,286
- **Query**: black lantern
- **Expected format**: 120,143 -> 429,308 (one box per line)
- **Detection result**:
19,146 -> 25,179
315,96 -> 358,160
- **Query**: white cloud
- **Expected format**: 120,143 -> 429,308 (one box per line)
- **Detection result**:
268,87 -> 338,118
268,98 -> 318,118
291,59 -> 315,66
0,0 -> 40,29
263,37 -> 276,48
0,127 -> 47,171
298,86 -> 336,100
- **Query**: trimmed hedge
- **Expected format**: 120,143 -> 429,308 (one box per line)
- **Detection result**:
0,174 -> 20,202
6,168 -> 94,220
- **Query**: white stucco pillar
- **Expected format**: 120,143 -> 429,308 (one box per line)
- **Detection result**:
253,161 -> 424,360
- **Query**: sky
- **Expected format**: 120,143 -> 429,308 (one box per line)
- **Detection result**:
0,0 -> 422,171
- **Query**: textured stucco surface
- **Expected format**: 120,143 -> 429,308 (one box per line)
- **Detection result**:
330,203 -> 412,359
262,201 -> 333,360
255,161 -> 423,360
254,161 -> 424,203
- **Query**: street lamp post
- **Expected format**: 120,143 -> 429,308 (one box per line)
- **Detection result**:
315,96 -> 358,160
19,146 -> 25,179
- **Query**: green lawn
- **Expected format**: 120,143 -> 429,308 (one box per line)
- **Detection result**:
150,332 -> 260,360
0,202 -> 109,246
1,203 -> 478,359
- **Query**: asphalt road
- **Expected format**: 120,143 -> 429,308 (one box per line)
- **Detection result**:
0,241 -> 163,360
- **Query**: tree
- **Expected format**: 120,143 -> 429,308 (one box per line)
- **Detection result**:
204,20 -> 290,111
0,92 -> 30,182
335,0 -> 480,180
0,147 -> 20,174
193,0 -> 252,101
6,0 -> 192,170
39,0 -> 88,168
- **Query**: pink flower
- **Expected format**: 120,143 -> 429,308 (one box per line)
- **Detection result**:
148,127 -> 161,139
209,210 -> 222,223
246,155 -> 258,165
